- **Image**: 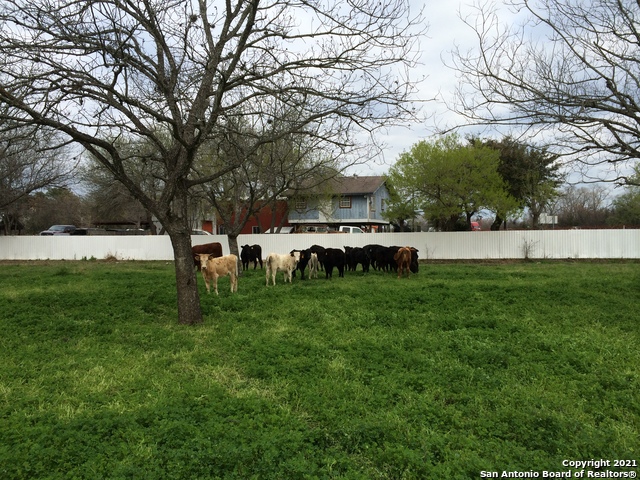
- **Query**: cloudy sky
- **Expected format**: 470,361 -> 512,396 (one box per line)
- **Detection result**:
354,0 -> 630,192
352,0 -> 481,176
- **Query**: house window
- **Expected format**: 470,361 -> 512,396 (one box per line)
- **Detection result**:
295,199 -> 307,210
339,196 -> 352,208
252,226 -> 260,234
380,198 -> 386,212
369,196 -> 376,212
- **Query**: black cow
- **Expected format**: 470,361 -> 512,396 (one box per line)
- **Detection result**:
240,244 -> 263,270
375,246 -> 419,274
363,244 -> 386,270
318,247 -> 346,279
310,244 -> 326,271
291,248 -> 312,279
344,246 -> 370,272
374,246 -> 399,272
409,247 -> 419,273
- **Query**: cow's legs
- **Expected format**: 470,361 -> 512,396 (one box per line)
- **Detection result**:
201,272 -> 211,293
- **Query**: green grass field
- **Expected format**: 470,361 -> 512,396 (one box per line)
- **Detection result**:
0,260 -> 638,479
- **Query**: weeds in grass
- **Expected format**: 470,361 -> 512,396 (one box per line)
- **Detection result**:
0,261 -> 638,479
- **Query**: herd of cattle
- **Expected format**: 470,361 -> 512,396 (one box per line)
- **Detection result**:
192,242 -> 419,295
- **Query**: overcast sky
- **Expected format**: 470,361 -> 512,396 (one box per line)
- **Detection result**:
351,0 -> 480,176
353,0 -> 628,194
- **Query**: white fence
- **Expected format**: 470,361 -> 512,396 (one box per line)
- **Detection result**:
0,230 -> 638,261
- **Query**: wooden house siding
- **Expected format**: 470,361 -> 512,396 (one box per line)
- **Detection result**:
287,176 -> 391,227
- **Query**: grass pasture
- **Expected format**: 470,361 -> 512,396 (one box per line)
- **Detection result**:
0,260 -> 638,479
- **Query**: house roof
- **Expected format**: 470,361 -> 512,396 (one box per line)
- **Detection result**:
332,176 -> 386,195
285,175 -> 386,196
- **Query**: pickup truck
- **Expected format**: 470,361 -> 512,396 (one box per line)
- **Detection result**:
40,225 -> 77,235
337,226 -> 365,233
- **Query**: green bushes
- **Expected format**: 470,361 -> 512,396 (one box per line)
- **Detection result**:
0,261 -> 638,479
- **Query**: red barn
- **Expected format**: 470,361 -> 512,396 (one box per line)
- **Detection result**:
204,200 -> 290,235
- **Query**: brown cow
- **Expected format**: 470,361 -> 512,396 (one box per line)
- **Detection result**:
192,242 -> 222,270
195,253 -> 238,295
394,246 -> 412,279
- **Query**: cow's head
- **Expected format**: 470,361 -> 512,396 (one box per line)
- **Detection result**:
195,253 -> 213,270
290,250 -> 301,264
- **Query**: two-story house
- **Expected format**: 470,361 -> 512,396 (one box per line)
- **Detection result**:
285,175 -> 391,232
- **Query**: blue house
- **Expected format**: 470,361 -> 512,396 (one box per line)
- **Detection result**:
286,175 -> 391,232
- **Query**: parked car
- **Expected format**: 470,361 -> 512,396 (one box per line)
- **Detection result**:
40,225 -> 77,235
264,227 -> 295,234
337,226 -> 365,233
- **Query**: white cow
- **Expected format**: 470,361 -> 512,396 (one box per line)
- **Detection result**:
308,252 -> 319,279
196,253 -> 238,295
265,251 -> 300,286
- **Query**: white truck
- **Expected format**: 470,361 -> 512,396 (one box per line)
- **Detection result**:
337,226 -> 365,233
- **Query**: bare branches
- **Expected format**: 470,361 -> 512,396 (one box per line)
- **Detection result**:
0,122 -> 75,211
0,0 -> 423,324
1,0 -> 422,188
450,0 -> 640,184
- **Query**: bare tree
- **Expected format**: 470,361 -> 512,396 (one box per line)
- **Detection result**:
0,121 -> 75,233
81,138 -> 168,234
196,104 -> 344,261
0,0 -> 423,324
25,187 -> 89,234
609,167 -> 640,226
549,184 -> 612,227
450,0 -> 640,186
82,163 -> 157,233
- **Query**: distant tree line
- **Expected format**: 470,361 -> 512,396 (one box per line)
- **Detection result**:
3,129 -> 640,235
383,135 -> 640,231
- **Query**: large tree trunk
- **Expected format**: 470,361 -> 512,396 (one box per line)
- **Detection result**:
168,229 -> 203,325
227,233 -> 244,276
530,202 -> 543,229
228,233 -> 240,259
465,211 -> 474,231
491,213 -> 503,231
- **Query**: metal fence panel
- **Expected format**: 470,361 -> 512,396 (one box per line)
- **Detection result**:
0,230 -> 638,261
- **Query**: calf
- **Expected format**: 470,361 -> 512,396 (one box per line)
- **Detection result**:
318,248 -> 346,279
196,253 -> 238,295
240,244 -> 263,270
394,246 -> 412,279
265,251 -> 301,286
192,242 -> 223,271
310,245 -> 326,271
345,246 -> 370,272
375,246 -> 399,272
308,252 -> 319,279
363,244 -> 385,270
291,249 -> 312,279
